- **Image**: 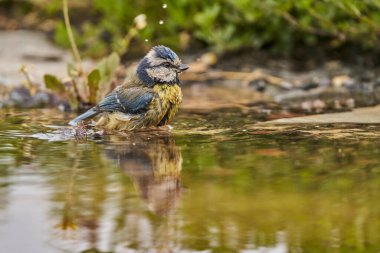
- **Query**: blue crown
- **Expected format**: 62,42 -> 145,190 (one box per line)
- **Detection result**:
153,45 -> 178,61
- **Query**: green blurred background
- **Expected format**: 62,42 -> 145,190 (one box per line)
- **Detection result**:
2,0 -> 380,58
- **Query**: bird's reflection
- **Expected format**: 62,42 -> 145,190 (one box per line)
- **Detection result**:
52,132 -> 183,252
105,132 -> 182,215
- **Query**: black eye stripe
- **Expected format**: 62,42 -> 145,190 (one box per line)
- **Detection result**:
160,62 -> 173,67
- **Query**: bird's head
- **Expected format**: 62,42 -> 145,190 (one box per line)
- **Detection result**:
137,45 -> 189,86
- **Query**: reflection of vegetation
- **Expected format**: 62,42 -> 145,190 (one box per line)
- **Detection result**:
2,111 -> 380,251
7,1 -> 380,55
176,133 -> 380,252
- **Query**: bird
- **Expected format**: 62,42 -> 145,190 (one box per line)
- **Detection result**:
68,45 -> 189,131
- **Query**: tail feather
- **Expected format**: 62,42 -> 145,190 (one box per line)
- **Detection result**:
68,108 -> 100,126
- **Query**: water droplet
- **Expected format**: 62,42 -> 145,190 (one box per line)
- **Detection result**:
159,20 -> 164,25
145,39 -> 149,42
162,4 -> 167,8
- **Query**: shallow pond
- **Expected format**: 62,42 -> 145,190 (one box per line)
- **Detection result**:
1,108 -> 380,253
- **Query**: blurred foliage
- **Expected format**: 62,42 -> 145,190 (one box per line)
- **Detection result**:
43,53 -> 120,110
18,0 -> 380,56
43,0 -> 123,110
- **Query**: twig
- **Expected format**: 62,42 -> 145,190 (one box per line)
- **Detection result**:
122,28 -> 137,54
63,0 -> 82,71
71,78 -> 84,103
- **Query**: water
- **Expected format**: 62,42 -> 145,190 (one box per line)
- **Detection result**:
1,108 -> 380,253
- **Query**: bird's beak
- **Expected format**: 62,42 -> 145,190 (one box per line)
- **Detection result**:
179,64 -> 189,72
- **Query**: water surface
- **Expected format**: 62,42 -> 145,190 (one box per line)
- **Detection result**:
1,108 -> 380,253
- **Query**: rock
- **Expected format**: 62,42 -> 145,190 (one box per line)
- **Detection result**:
313,99 -> 326,113
258,106 -> 380,124
4,86 -> 59,108
332,75 -> 354,87
9,87 -> 31,105
249,79 -> 267,92
345,98 -> 355,109
301,101 -> 313,112
32,91 -> 53,107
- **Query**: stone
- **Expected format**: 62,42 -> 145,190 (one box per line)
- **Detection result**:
258,106 -> 380,124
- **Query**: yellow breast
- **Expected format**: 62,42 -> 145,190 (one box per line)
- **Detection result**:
153,84 -> 183,125
153,84 -> 182,107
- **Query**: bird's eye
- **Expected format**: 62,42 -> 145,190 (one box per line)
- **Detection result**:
163,62 -> 171,67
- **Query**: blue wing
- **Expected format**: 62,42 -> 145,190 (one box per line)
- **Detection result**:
68,86 -> 154,126
96,87 -> 154,114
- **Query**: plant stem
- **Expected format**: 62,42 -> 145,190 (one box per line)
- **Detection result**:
19,64 -> 37,95
71,79 -> 84,104
63,0 -> 82,70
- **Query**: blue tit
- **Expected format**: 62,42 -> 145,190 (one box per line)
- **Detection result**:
68,45 -> 189,131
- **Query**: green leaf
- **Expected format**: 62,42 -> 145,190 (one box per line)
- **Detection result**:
87,69 -> 101,104
44,74 -> 66,94
97,52 -> 120,83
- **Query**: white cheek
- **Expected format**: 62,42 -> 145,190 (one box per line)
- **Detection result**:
147,67 -> 177,83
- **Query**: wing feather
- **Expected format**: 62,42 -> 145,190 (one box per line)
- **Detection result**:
95,87 -> 154,114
